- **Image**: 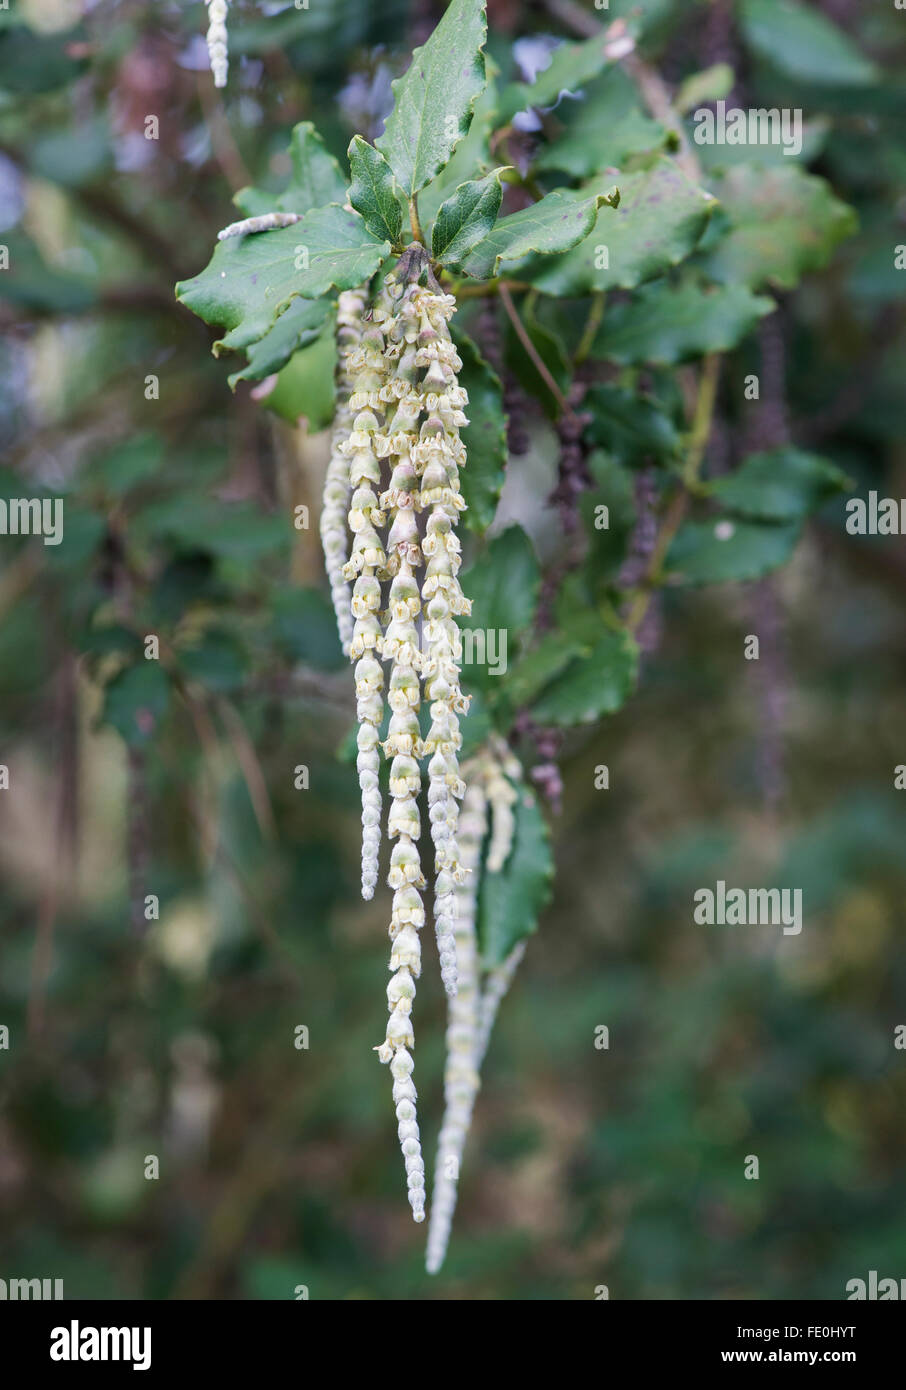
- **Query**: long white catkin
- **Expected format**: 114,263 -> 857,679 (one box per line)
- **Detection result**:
412,283 -> 470,999
205,1 -> 229,89
425,772 -> 486,1273
426,743 -> 528,1271
342,313 -> 391,901
321,290 -> 366,660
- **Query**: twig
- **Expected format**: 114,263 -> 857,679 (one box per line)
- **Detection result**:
626,353 -> 721,631
498,282 -> 574,418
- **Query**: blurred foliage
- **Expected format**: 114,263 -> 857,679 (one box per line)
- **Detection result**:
0,0 -> 904,1300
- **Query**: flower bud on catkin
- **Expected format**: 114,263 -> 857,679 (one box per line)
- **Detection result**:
205,1 -> 229,88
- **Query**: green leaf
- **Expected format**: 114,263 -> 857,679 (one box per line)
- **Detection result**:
666,516 -> 802,585
453,329 -> 507,533
497,29 -> 623,122
534,67 -> 665,180
462,187 -> 617,281
228,297 -> 332,386
593,279 -> 775,365
501,623 -> 598,710
478,785 -> 553,967
234,122 -> 347,217
530,628 -> 638,727
418,71 -> 498,228
526,159 -> 714,296
460,525 -> 540,641
581,452 -> 638,586
584,384 -> 680,464
347,136 -> 404,247
740,0 -> 878,88
698,164 -> 857,291
253,326 -> 337,430
431,168 -> 508,269
102,664 -> 170,747
376,0 -> 488,198
706,448 -> 851,522
176,206 -> 388,354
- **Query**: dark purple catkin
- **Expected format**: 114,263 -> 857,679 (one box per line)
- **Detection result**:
513,712 -> 563,816
618,467 -> 659,588
550,383 -> 593,536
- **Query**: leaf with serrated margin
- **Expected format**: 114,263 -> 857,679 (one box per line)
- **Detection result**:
525,159 -> 714,296
432,168 -> 509,269
696,164 -> 857,292
347,136 -> 404,247
233,122 -> 346,218
228,297 -> 332,387
530,628 -> 638,727
461,187 -> 617,281
419,72 -> 498,229
376,0 -> 487,198
593,279 -> 774,365
176,206 -> 389,354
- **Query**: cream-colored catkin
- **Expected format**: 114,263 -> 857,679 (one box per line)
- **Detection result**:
341,312 -> 391,900
321,290 -> 367,659
425,772 -> 486,1274
205,0 -> 229,88
484,732 -> 521,872
413,283 -> 471,998
371,272 -> 430,1224
217,212 -> 303,241
475,941 -> 526,1070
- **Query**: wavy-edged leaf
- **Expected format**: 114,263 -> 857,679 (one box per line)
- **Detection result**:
176,206 -> 388,354
698,164 -> 857,291
376,0 -> 488,197
228,297 -> 332,386
706,448 -> 851,521
234,122 -> 346,218
347,136 -> 404,247
666,516 -> 802,584
453,329 -> 507,533
525,159 -> 714,295
462,187 -> 617,281
593,279 -> 774,365
530,628 -> 638,727
478,785 -> 553,967
418,71 -> 498,228
431,168 -> 508,269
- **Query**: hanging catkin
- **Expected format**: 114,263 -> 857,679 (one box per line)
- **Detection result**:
205,1 -> 229,88
426,741 -> 528,1272
319,255 -> 473,1226
413,281 -> 471,999
341,311 -> 392,901
321,289 -> 367,659
425,769 -> 485,1273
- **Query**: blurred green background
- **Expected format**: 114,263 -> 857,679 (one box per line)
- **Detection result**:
1,0 -> 905,1299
